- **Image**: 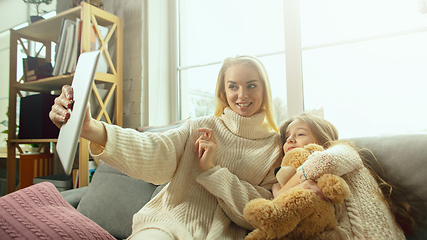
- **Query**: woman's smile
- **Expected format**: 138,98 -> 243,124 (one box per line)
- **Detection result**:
224,64 -> 264,117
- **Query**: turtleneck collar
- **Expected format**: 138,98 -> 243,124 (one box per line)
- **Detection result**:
220,107 -> 277,140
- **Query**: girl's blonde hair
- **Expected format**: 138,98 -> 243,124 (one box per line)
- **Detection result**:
279,112 -> 423,235
279,113 -> 339,149
214,55 -> 277,132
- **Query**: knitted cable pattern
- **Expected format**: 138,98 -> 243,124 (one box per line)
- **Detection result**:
345,200 -> 365,239
89,108 -> 282,240
296,144 -> 405,239
0,182 -> 115,240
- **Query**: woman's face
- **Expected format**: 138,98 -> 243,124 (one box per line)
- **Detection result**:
224,64 -> 264,117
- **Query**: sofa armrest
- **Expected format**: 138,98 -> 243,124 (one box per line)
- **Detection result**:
60,186 -> 88,208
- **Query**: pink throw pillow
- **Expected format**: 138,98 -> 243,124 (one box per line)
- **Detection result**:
0,182 -> 115,239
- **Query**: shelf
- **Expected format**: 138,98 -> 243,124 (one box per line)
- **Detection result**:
7,2 -> 123,194
8,139 -> 58,144
14,6 -> 81,43
12,72 -> 117,92
13,75 -> 73,92
14,4 -> 121,44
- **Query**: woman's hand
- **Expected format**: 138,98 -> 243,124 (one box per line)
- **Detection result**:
194,128 -> 217,172
49,85 -> 74,128
50,85 -> 92,129
49,85 -> 107,146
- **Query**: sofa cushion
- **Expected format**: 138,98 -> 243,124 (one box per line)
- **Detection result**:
348,134 -> 426,204
347,134 -> 427,239
0,182 -> 115,239
76,162 -> 158,239
60,186 -> 87,208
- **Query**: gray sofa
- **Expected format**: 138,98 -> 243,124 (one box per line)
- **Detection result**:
61,125 -> 427,239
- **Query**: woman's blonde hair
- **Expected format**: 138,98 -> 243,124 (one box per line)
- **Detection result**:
279,112 -> 423,235
214,55 -> 277,132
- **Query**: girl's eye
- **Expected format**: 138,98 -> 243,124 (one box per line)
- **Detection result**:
228,85 -> 237,90
297,133 -> 305,136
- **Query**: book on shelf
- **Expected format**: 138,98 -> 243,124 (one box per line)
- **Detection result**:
22,57 -> 53,82
26,74 -> 51,82
53,18 -> 75,76
53,18 -> 110,76
67,18 -> 81,73
59,23 -> 76,75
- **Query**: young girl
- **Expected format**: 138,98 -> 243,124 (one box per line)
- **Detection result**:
272,113 -> 407,239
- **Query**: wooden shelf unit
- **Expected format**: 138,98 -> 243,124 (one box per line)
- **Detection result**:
7,2 -> 123,194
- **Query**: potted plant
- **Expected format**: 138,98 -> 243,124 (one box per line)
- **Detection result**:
1,109 -> 11,137
22,0 -> 53,23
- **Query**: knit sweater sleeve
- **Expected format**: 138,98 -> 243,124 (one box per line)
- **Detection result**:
296,144 -> 363,182
196,160 -> 280,230
89,121 -> 190,185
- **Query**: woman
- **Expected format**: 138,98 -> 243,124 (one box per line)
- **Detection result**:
50,55 -> 283,239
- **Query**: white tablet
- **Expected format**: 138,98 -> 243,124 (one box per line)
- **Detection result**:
56,51 -> 101,175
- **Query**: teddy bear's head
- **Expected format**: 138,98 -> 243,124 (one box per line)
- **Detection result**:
275,144 -> 324,186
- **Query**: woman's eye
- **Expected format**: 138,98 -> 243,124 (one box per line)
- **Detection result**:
248,84 -> 257,89
229,85 -> 237,90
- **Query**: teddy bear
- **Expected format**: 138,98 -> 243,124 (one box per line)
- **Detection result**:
243,144 -> 350,240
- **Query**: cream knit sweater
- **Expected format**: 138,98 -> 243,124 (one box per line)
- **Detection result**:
297,144 -> 406,240
89,108 -> 282,240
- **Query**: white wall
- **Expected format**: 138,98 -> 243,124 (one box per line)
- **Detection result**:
0,0 -> 57,32
0,31 -> 9,150
0,0 -> 28,33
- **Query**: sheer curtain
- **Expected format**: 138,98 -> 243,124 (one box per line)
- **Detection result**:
147,0 -> 179,126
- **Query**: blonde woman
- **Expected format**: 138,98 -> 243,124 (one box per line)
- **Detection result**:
50,55 -> 283,239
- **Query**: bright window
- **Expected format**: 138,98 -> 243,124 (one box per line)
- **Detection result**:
300,0 -> 427,137
179,0 -> 287,123
178,0 -> 427,137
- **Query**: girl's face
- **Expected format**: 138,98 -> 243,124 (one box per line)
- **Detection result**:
224,64 -> 264,117
283,119 -> 319,154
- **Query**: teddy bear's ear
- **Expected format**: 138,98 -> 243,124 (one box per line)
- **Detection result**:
282,148 -> 310,168
304,143 -> 324,154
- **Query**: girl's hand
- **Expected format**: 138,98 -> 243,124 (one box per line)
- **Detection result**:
296,180 -> 331,203
272,183 -> 282,198
273,179 -> 331,202
194,128 -> 217,172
